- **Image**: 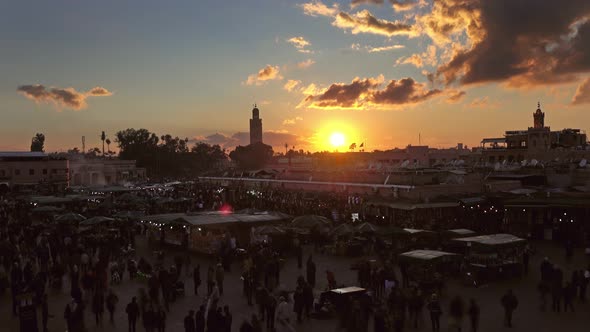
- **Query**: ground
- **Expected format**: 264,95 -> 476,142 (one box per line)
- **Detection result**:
2,237 -> 589,332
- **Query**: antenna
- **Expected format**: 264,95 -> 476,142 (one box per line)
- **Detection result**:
82,136 -> 85,153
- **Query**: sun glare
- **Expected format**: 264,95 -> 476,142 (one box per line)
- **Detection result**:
329,132 -> 345,148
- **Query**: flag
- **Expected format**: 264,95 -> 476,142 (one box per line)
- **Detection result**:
349,143 -> 356,150
359,142 -> 364,148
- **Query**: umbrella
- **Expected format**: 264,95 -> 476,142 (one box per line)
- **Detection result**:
291,215 -> 331,229
55,212 -> 86,223
116,193 -> 145,203
378,226 -> 408,236
80,216 -> 115,226
32,206 -> 63,213
355,222 -> 380,233
330,223 -> 355,237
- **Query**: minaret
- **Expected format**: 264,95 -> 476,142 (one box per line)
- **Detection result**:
249,104 -> 263,144
533,101 -> 544,129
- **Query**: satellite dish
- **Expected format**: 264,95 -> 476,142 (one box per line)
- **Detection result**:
502,160 -> 507,166
530,159 -> 538,167
580,159 -> 587,168
494,162 -> 501,171
521,160 -> 528,167
401,160 -> 410,168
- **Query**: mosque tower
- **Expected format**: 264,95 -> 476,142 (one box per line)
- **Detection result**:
533,102 -> 545,129
249,104 -> 263,144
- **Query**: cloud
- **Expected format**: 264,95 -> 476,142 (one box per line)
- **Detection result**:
245,65 -> 283,85
445,90 -> 466,103
469,97 -> 500,109
572,77 -> 590,105
351,0 -> 383,7
299,1 -> 339,17
333,9 -> 415,37
390,0 -> 425,12
367,44 -> 405,53
422,0 -> 590,87
297,59 -> 316,69
396,45 -> 437,68
287,36 -> 310,49
17,84 -> 112,110
283,117 -> 304,125
284,80 -> 302,92
299,75 -> 440,109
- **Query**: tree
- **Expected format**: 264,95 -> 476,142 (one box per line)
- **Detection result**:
229,142 -> 274,170
30,133 -> 45,152
105,138 -> 112,157
101,131 -> 106,156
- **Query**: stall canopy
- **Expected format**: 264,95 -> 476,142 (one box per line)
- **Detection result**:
143,211 -> 291,227
453,234 -> 525,247
80,216 -> 115,226
355,222 -> 380,233
445,229 -> 476,236
32,206 -> 63,213
55,213 -> 86,223
331,223 -> 355,237
291,215 -> 331,229
399,249 -> 458,262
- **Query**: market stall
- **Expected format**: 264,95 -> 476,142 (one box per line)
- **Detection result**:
398,249 -> 460,293
452,233 -> 526,285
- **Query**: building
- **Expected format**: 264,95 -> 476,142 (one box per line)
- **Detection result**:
249,104 -> 263,145
69,158 -> 146,186
479,103 -> 588,164
0,152 -> 69,191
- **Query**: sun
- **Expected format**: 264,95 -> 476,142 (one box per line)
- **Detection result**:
329,132 -> 345,148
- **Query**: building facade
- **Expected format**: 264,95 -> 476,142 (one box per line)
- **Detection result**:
0,152 -> 69,191
249,105 -> 263,145
69,158 -> 146,186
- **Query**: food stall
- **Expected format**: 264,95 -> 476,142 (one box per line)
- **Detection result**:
440,228 -> 476,253
452,233 -> 526,285
398,249 -> 460,292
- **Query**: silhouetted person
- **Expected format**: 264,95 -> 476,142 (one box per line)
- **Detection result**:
563,282 -> 575,312
106,289 -> 119,325
184,310 -> 195,332
468,299 -> 479,332
501,290 -> 518,328
449,295 -> 464,332
41,294 -> 49,332
126,297 -> 139,332
306,255 -> 316,287
193,265 -> 201,295
427,293 -> 442,332
195,305 -> 205,332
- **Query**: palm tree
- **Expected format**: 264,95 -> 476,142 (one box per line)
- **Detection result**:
105,138 -> 111,158
101,131 -> 106,157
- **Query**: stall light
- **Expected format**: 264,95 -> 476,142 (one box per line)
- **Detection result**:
564,212 -> 567,216
559,218 -> 562,222
198,228 -> 202,232
570,219 -> 574,223
522,209 -> 526,212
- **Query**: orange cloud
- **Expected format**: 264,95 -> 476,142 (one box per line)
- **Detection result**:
245,65 -> 283,85
17,84 -> 112,110
299,1 -> 339,17
572,77 -> 590,105
297,59 -> 316,69
396,45 -> 437,68
333,9 -> 415,37
283,116 -> 304,125
284,80 -> 302,92
445,90 -> 466,103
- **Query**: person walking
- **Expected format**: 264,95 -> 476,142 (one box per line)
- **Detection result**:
156,306 -> 166,332
195,305 -> 205,332
92,290 -> 105,327
193,265 -> 201,296
306,255 -> 316,288
522,249 -> 530,275
126,297 -> 140,332
266,294 -> 277,332
467,299 -> 479,332
295,238 -> 303,269
427,293 -> 442,332
41,293 -> 50,332
563,282 -> 575,312
207,265 -> 215,296
501,289 -> 518,328
223,305 -> 232,332
184,310 -> 196,332
449,295 -> 464,332
106,289 -> 119,325
293,283 -> 304,323
215,262 -> 225,296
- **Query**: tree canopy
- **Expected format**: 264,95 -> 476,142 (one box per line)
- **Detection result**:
229,142 -> 274,170
30,133 -> 45,152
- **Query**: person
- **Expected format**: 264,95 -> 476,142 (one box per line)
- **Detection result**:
255,286 -> 268,321
92,290 -> 105,327
303,281 -> 314,318
156,306 -> 166,332
193,265 -> 201,296
216,262 -> 225,296
184,310 -> 196,332
240,320 -> 254,332
427,293 -> 442,332
467,299 -> 479,332
223,305 -> 232,332
106,289 -> 119,325
251,314 -> 263,332
501,289 -> 518,328
295,239 -> 303,269
522,248 -> 530,275
563,282 -> 575,312
326,270 -> 336,290
449,295 -> 464,332
408,287 -> 423,329
207,281 -> 220,315
195,305 -> 206,332
293,283 -> 305,322
144,303 -> 156,332
306,255 -> 316,288
126,297 -> 140,332
243,270 -> 253,306
207,265 -> 215,296
41,293 -> 50,332
275,296 -> 293,332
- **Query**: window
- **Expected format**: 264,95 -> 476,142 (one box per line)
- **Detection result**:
14,169 -> 20,176
51,169 -> 57,174
0,170 -> 4,177
43,169 -> 48,175
29,169 -> 35,175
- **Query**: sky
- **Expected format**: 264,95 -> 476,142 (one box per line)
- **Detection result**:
1,0 -> 590,153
